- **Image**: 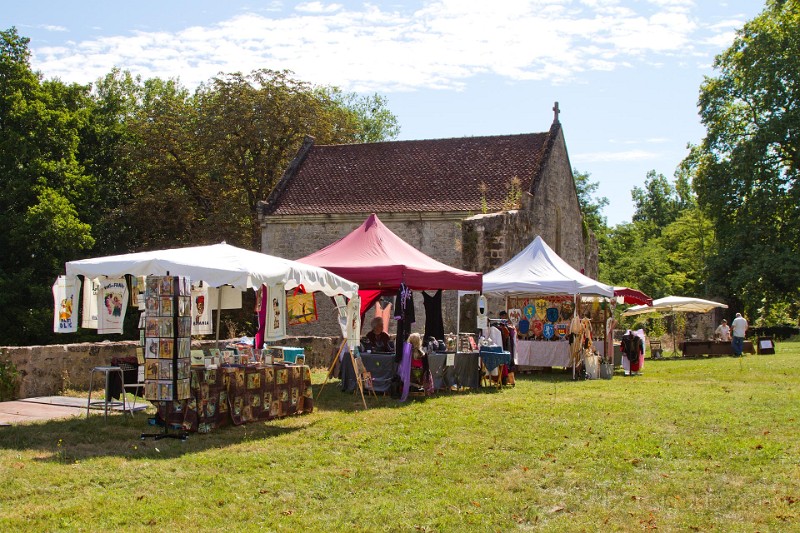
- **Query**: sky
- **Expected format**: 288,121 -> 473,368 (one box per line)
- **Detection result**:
4,0 -> 764,226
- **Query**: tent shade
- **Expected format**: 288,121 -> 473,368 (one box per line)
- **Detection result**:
298,214 -> 482,291
65,243 -> 358,298
622,296 -> 728,317
482,236 -> 613,297
613,287 -> 653,306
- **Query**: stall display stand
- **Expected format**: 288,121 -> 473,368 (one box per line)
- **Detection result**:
316,339 -> 369,409
141,274 -> 191,441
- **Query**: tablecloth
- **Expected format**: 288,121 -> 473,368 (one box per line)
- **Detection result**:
158,363 -> 313,433
515,340 -> 571,367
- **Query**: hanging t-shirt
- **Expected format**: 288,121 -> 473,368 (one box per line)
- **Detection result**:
374,300 -> 393,333
53,275 -> 80,333
422,290 -> 444,341
191,283 -> 213,335
264,283 -> 286,341
97,278 -> 129,334
81,277 -> 100,329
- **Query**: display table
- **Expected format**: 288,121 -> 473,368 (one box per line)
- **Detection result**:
479,348 -> 512,371
681,340 -> 755,357
341,353 -> 396,393
428,352 -> 482,390
158,363 -> 313,433
515,339 -> 571,368
342,352 -> 483,392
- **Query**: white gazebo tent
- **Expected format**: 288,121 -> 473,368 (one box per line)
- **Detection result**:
622,296 -> 728,355
458,236 -> 613,373
64,242 -> 359,340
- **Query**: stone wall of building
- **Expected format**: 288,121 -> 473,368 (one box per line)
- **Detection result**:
1,336 -> 344,399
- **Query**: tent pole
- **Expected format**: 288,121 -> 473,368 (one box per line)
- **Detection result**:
455,294 -> 461,358
215,287 -> 222,349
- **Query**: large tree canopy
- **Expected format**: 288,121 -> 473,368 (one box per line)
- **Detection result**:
688,0 -> 800,316
0,28 -> 400,345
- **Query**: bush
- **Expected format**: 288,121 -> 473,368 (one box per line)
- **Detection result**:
0,353 -> 20,401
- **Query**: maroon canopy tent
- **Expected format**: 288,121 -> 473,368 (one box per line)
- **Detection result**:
298,213 -> 483,314
613,286 -> 653,306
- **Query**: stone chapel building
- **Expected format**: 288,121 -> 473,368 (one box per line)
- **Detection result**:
258,103 -> 598,336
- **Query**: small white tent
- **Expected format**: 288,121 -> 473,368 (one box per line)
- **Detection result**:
482,236 -> 613,297
65,242 -> 358,297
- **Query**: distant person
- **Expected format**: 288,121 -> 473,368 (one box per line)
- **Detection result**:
715,319 -> 731,342
731,313 -> 748,357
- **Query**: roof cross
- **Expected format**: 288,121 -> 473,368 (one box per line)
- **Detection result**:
552,101 -> 560,124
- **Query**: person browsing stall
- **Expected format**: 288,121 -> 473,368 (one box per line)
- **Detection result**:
731,313 -> 748,357
715,319 -> 731,342
366,316 -> 391,352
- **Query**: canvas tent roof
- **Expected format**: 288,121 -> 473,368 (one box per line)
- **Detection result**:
481,236 -> 613,297
622,296 -> 727,316
65,242 -> 358,298
298,213 -> 482,292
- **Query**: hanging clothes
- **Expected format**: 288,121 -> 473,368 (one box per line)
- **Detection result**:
394,283 -> 414,361
422,289 -> 444,341
374,300 -> 392,334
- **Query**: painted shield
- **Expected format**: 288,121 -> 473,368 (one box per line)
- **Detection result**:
546,307 -> 559,323
531,319 -> 544,337
518,318 -> 530,334
523,304 -> 536,320
560,301 -> 575,321
534,299 -> 548,320
556,323 -> 568,338
542,323 -> 555,340
507,308 -> 522,326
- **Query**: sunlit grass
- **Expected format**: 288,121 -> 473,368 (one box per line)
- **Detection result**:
1,344 -> 799,531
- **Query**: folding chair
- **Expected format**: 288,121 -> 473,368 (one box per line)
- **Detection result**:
119,362 -> 145,415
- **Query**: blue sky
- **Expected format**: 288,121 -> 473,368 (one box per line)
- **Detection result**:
4,0 -> 764,225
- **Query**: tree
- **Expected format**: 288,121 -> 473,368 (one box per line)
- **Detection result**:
573,168 -> 609,238
0,28 -> 96,344
688,0 -> 800,319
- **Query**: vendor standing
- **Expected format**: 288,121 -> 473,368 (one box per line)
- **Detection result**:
365,317 -> 391,352
715,319 -> 731,342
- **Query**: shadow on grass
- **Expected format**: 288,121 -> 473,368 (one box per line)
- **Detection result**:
311,380 -> 507,414
0,412 -> 311,462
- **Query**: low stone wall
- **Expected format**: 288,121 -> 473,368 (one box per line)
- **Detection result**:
1,336 -> 343,399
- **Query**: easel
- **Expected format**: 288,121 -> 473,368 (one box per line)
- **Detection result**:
316,339 -> 369,409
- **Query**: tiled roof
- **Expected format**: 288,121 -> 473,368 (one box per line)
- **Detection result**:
262,126 -> 557,216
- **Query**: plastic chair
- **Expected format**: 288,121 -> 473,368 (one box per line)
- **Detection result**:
86,366 -> 128,419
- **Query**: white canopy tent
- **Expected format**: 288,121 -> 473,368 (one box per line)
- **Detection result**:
622,296 -> 728,316
457,236 -> 613,372
64,242 -> 359,341
481,236 -> 614,297
622,296 -> 728,355
66,242 -> 358,298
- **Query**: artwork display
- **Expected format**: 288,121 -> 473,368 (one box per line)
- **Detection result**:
52,275 -> 80,333
143,275 -> 192,402
286,291 -> 318,326
508,296 -> 583,341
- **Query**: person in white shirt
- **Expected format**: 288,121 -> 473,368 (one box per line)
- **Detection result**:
715,319 -> 731,342
731,313 -> 748,357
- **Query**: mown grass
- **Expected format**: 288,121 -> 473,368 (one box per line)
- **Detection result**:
1,343 -> 799,532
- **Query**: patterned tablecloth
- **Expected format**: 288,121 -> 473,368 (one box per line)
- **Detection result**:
158,364 -> 313,433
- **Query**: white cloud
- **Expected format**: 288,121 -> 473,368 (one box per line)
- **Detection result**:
295,2 -> 343,13
27,1 -> 734,93
572,149 -> 660,162
40,24 -> 67,32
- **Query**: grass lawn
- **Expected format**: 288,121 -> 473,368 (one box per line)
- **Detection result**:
1,343 -> 799,532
